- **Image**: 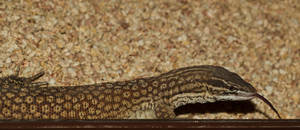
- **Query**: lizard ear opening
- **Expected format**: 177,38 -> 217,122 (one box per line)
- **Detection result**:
254,93 -> 281,119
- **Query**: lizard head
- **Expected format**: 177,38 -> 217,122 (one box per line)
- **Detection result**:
166,65 -> 280,118
199,65 -> 258,101
190,65 -> 281,118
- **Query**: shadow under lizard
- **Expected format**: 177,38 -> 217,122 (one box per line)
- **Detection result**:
0,65 -> 281,120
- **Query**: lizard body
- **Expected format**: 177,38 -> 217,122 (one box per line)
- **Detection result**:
0,65 -> 280,120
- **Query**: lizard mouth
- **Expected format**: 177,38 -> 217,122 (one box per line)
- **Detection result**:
233,91 -> 257,100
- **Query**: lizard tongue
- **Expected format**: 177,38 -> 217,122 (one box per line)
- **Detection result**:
253,93 -> 281,119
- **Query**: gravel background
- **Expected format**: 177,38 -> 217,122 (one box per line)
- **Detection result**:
0,0 -> 299,119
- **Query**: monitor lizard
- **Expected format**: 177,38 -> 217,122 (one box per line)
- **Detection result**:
0,65 -> 281,119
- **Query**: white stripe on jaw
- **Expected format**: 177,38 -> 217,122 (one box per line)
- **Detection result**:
216,91 -> 255,101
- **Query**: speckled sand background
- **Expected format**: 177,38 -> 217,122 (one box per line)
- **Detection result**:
0,0 -> 299,119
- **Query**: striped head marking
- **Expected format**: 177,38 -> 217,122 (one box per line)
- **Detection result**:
202,66 -> 280,118
200,65 -> 258,101
173,65 -> 281,118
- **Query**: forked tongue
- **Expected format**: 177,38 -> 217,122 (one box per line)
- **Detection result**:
253,93 -> 281,119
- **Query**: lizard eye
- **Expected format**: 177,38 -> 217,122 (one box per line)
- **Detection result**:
229,86 -> 235,91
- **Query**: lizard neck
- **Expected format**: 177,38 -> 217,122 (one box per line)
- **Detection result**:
152,66 -> 217,108
163,80 -> 218,109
